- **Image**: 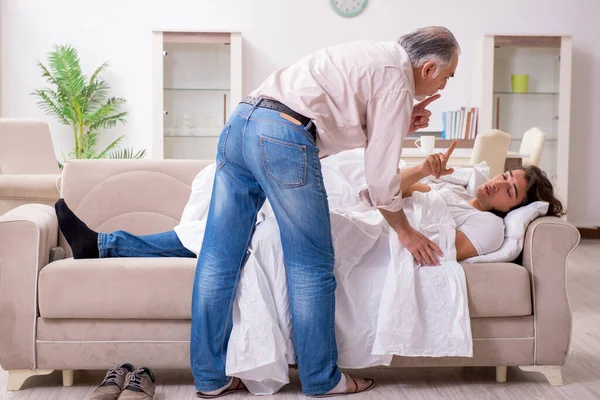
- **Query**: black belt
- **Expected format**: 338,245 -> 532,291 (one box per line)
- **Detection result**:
242,96 -> 317,141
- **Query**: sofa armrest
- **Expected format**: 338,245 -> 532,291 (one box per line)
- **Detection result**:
0,174 -> 61,200
522,216 -> 580,366
0,204 -> 58,370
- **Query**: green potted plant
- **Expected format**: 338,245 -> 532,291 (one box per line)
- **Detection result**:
32,44 -> 145,164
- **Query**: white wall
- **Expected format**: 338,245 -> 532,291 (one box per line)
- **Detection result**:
1,0 -> 599,227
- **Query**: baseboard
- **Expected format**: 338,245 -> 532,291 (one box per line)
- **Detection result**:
577,227 -> 600,239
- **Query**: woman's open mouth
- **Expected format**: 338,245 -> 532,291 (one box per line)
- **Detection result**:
484,185 -> 490,195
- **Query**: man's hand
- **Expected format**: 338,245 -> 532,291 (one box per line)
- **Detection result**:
379,208 -> 444,266
398,226 -> 444,266
408,94 -> 441,133
419,140 -> 457,179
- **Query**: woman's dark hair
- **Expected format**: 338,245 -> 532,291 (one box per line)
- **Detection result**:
514,165 -> 565,217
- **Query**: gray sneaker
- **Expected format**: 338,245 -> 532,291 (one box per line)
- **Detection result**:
89,363 -> 135,400
117,367 -> 156,400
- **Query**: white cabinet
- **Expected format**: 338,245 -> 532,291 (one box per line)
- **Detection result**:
472,35 -> 572,210
152,30 -> 242,160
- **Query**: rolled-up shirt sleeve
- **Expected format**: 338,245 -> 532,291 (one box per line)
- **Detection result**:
359,90 -> 413,212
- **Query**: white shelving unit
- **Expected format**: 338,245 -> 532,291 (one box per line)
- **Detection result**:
151,30 -> 242,160
0,5 -> 3,118
472,34 -> 572,210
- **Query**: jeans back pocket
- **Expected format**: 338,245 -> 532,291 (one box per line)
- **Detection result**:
260,137 -> 307,188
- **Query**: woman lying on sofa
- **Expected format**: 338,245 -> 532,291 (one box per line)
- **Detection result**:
55,146 -> 564,264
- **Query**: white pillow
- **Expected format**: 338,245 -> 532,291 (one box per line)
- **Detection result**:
464,201 -> 549,263
466,162 -> 490,196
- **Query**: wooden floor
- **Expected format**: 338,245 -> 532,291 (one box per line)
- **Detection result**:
2,240 -> 599,400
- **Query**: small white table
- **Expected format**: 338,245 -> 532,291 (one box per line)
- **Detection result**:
401,148 -> 529,170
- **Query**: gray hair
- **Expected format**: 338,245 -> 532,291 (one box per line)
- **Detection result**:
398,26 -> 460,75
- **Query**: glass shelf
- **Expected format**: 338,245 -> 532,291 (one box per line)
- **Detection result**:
164,127 -> 223,137
494,91 -> 558,95
511,138 -> 558,143
164,88 -> 230,91
165,135 -> 220,138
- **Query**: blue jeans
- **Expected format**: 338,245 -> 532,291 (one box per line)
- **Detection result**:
190,101 -> 340,395
98,230 -> 196,258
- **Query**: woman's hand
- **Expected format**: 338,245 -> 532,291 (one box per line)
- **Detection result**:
418,140 -> 457,179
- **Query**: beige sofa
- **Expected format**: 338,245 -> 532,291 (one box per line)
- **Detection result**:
0,119 -> 61,216
0,159 -> 580,391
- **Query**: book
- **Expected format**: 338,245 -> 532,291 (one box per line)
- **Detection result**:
441,107 -> 479,140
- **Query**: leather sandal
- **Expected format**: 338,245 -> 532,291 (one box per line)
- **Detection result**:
196,377 -> 248,398
310,373 -> 375,398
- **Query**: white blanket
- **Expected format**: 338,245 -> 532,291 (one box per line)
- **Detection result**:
174,149 -> 473,395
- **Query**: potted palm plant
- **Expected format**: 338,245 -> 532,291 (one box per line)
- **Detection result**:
32,44 -> 145,163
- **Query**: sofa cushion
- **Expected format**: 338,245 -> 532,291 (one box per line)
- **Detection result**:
39,258 -> 197,319
462,262 -> 532,317
38,258 -> 532,319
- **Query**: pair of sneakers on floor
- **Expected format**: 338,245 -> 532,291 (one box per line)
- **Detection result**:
89,363 -> 155,400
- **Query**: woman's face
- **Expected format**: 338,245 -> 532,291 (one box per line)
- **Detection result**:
475,170 -> 528,213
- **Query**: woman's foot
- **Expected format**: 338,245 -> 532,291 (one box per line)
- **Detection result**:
55,198 -> 99,259
311,373 -> 375,397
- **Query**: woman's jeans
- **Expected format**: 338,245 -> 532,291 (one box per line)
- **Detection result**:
98,230 -> 196,258
190,101 -> 340,395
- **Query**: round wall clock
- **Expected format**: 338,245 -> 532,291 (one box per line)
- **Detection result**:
330,0 -> 368,18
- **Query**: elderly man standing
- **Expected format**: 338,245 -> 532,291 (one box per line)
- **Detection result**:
192,26 -> 460,398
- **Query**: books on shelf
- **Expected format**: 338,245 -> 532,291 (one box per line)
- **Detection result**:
442,107 -> 478,140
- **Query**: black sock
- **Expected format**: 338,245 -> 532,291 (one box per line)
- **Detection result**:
55,199 -> 99,259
